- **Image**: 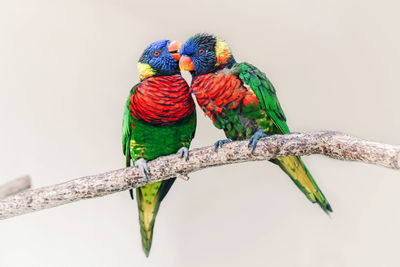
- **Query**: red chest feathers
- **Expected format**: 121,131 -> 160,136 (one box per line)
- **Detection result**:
191,72 -> 259,120
130,75 -> 194,125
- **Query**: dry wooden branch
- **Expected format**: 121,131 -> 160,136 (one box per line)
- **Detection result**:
0,175 -> 31,199
0,131 -> 398,220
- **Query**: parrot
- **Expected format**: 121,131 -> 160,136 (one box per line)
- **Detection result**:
179,33 -> 332,213
122,39 -> 196,256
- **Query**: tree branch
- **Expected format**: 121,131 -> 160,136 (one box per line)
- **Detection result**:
0,175 -> 31,199
0,131 -> 398,220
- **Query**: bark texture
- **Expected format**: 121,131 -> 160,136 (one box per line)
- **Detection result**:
0,175 -> 31,199
0,131 -> 398,220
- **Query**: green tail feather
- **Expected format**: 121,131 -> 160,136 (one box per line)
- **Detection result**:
271,156 -> 332,214
136,178 -> 175,257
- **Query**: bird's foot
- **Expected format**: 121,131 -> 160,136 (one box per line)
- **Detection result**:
176,147 -> 189,161
248,129 -> 268,152
214,139 -> 233,151
134,158 -> 149,182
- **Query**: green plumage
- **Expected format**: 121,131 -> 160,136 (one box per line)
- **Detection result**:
237,63 -> 289,134
122,86 -> 196,256
216,62 -> 332,213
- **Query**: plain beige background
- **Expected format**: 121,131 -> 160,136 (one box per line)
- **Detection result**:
0,0 -> 399,266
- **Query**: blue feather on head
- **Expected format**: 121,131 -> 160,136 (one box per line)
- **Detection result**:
138,39 -> 182,79
180,33 -> 235,76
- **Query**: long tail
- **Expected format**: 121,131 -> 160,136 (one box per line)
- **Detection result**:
136,178 -> 175,257
271,156 -> 332,214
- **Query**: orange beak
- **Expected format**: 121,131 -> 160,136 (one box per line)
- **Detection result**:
168,40 -> 182,61
179,55 -> 194,71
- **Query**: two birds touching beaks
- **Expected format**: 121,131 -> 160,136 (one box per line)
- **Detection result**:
122,33 -> 332,257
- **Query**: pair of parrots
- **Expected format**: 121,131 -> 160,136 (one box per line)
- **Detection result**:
122,33 -> 332,256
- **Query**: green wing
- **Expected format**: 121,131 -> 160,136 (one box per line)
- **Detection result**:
122,85 -> 137,167
236,62 -> 290,134
122,85 -> 137,200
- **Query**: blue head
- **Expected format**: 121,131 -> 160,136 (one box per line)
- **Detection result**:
137,39 -> 182,80
179,33 -> 235,76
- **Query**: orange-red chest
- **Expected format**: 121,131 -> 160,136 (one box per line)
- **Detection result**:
130,75 -> 195,125
191,71 -> 259,121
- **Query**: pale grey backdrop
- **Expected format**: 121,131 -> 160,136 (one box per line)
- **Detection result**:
0,0 -> 399,266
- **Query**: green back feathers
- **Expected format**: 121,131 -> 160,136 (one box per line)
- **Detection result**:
236,62 -> 290,134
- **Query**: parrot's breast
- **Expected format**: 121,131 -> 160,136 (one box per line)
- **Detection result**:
191,71 -> 259,122
130,75 -> 195,125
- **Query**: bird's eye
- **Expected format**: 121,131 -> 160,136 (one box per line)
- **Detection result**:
198,48 -> 205,55
153,50 -> 161,57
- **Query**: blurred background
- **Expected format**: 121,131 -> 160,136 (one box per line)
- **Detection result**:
0,0 -> 399,266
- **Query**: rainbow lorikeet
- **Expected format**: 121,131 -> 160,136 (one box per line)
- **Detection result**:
122,39 -> 196,256
179,33 -> 332,213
